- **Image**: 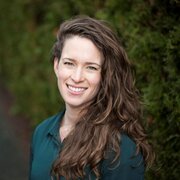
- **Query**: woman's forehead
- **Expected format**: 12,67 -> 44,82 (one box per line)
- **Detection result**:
61,36 -> 103,64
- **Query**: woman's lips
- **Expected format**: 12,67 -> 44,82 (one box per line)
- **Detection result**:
67,85 -> 87,94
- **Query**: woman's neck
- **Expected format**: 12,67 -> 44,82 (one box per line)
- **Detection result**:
62,106 -> 83,127
59,106 -> 83,141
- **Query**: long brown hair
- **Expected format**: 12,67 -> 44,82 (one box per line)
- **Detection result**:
51,16 -> 154,179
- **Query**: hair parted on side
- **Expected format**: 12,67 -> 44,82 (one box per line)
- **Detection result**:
51,15 -> 154,180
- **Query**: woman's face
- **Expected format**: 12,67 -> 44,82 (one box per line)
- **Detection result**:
54,36 -> 102,110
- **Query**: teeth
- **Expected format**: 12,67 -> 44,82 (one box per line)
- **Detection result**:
68,85 -> 85,92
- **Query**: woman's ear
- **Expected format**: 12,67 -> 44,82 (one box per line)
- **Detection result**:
54,57 -> 59,77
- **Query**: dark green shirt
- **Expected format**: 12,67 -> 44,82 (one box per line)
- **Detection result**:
29,111 -> 145,180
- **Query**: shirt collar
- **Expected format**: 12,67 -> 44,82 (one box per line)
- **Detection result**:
47,110 -> 65,137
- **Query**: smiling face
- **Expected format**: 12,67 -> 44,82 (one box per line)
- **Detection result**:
54,36 -> 102,110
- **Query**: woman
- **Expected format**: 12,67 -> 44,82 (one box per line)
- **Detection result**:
29,16 -> 154,180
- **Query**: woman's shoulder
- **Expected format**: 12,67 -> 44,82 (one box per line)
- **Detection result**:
34,113 -> 59,132
102,134 -> 144,167
101,134 -> 145,179
120,134 -> 142,165
32,111 -> 64,141
120,134 -> 137,156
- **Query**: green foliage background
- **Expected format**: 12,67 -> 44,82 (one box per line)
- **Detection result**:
0,0 -> 179,179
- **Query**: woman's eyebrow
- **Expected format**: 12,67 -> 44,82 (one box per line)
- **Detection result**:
85,62 -> 101,67
62,58 -> 101,67
62,57 -> 75,61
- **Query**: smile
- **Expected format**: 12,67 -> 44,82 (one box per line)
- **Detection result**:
67,85 -> 87,93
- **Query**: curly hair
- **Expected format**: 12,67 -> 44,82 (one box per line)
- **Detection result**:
51,16 -> 154,180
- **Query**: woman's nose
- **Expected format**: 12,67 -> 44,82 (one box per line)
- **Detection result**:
71,67 -> 84,82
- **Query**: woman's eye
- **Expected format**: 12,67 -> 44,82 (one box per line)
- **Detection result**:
87,66 -> 98,71
64,62 -> 74,66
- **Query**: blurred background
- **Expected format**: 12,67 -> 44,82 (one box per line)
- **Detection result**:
0,0 -> 179,179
